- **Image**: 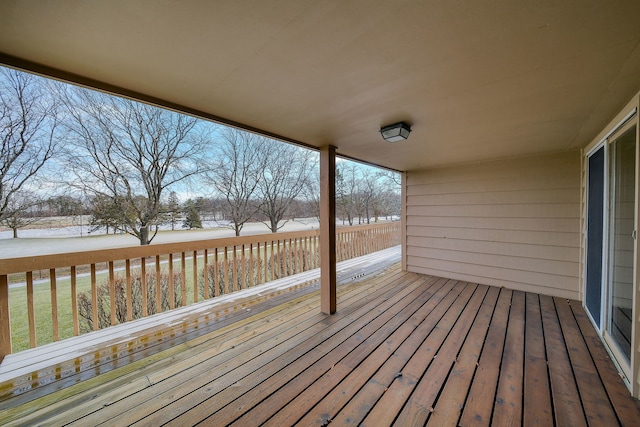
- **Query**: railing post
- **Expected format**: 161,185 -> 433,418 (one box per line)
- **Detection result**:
0,274 -> 10,361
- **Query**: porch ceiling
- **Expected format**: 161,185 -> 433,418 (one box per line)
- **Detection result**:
1,1 -> 640,171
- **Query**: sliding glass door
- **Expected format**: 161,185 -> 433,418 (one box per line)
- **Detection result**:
585,120 -> 637,379
606,125 -> 636,364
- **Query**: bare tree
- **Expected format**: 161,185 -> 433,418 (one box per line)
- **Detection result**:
337,161 -> 360,225
258,141 -> 315,232
1,191 -> 43,238
62,88 -> 209,245
302,170 -> 321,220
0,68 -> 59,231
376,171 -> 402,220
207,128 -> 267,236
89,194 -> 128,235
358,168 -> 377,224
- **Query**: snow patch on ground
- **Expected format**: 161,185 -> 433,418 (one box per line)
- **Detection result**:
0,218 -> 321,258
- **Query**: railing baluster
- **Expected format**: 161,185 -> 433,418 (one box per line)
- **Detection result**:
0,274 -> 10,359
91,264 -> 98,331
279,240 -> 283,278
302,237 -> 306,270
241,244 -> 246,290
223,247 -> 229,294
214,247 -> 220,297
261,241 -> 267,283
168,254 -> 175,309
295,237 -> 300,273
249,244 -> 254,288
286,239 -> 290,275
289,239 -> 298,274
342,230 -> 346,260
126,259 -> 133,321
108,261 -> 116,326
293,238 -> 298,274
180,252 -> 186,306
232,245 -> 238,292
270,241 -> 275,281
156,255 -> 162,313
50,269 -> 59,342
203,249 -> 209,299
256,243 -> 261,285
71,266 -> 79,336
193,250 -> 198,303
274,240 -> 279,279
141,257 -> 148,317
27,271 -> 36,347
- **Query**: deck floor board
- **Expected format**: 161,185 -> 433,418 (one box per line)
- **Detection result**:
1,264 -> 639,426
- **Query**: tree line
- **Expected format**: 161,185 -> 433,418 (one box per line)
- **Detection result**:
0,67 -> 400,245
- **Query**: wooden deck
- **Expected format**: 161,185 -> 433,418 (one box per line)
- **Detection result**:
1,264 -> 639,426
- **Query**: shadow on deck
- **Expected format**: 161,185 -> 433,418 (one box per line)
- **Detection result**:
1,247 -> 639,426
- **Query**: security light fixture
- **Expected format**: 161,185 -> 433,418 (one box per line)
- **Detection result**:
380,122 -> 411,143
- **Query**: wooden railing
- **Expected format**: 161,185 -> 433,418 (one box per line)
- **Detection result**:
0,222 -> 400,359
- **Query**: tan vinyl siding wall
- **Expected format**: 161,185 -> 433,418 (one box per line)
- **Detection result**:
405,151 -> 582,299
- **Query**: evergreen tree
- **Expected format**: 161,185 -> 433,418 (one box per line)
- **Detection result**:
166,191 -> 181,231
182,202 -> 202,229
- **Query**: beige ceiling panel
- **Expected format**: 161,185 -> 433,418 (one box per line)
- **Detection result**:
1,0 -> 639,171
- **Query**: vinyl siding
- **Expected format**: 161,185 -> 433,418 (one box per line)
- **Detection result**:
405,151 -> 581,299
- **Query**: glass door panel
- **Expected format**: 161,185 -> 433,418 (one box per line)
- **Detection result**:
586,146 -> 605,328
607,125 -> 636,363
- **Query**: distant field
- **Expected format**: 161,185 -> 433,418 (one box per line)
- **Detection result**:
0,215 -> 91,231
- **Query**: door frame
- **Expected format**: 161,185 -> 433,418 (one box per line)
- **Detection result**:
583,104 -> 639,395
